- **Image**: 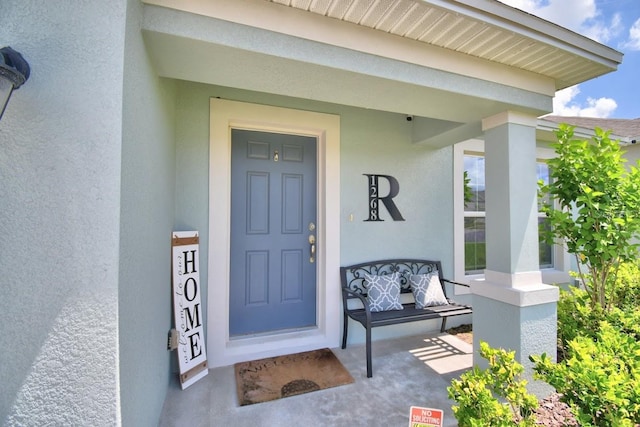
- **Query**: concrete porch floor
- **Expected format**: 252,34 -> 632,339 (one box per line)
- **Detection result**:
159,332 -> 472,426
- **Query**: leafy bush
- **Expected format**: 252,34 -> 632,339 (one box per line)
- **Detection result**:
529,124 -> 640,425
557,261 -> 640,358
539,125 -> 640,311
556,286 -> 605,359
607,259 -> 640,311
448,342 -> 538,426
551,256 -> 640,425
532,322 -> 640,427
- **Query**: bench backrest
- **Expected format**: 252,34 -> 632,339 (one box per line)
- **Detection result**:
340,258 -> 446,297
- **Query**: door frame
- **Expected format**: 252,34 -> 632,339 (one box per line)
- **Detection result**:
208,98 -> 341,368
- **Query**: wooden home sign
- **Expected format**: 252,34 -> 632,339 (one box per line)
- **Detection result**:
172,231 -> 208,389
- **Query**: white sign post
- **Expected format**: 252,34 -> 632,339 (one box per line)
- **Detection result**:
172,231 -> 208,389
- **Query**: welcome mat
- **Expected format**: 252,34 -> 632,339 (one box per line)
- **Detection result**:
234,348 -> 355,406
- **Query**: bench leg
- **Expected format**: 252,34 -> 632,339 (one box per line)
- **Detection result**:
341,314 -> 348,349
366,327 -> 372,378
440,317 -> 447,333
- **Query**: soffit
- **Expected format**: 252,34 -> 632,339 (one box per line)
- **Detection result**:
142,2 -> 553,125
268,0 -> 622,90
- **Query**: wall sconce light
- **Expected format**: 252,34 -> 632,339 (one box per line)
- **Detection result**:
0,47 -> 30,120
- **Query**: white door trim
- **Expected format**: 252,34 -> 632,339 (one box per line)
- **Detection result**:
207,98 -> 341,368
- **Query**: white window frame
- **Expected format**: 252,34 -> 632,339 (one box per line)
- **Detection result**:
453,139 -> 571,293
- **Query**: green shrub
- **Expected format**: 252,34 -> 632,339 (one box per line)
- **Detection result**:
539,125 -> 640,311
607,259 -> 640,311
531,322 -> 640,426
557,260 -> 640,358
556,286 -> 605,359
448,342 -> 538,426
602,306 -> 640,341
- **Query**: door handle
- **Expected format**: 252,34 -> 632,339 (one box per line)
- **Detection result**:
309,234 -> 316,263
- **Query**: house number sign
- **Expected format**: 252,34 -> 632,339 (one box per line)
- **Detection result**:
364,174 -> 405,221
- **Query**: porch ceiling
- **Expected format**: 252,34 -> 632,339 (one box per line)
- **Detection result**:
268,0 -> 622,91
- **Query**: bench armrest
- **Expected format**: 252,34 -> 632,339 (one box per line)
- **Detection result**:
342,287 -> 369,307
342,287 -> 373,323
442,278 -> 470,288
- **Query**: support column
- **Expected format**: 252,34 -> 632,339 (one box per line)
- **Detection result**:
471,111 -> 559,397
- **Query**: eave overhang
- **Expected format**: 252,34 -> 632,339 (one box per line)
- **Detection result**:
141,0 -> 623,147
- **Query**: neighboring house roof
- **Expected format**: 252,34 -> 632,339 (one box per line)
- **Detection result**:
542,115 -> 640,143
543,115 -> 640,138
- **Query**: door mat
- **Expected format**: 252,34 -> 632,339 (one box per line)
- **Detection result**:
234,348 -> 354,406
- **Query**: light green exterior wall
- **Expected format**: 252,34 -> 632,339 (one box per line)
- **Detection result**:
119,0 -> 177,425
0,1 -> 126,424
174,82 -> 467,344
0,1 -> 179,425
175,82 -> 455,271
340,111 -> 455,267
485,122 -> 540,274
473,294 -> 556,396
623,144 -> 640,166
0,7 -> 465,421
1,1 -> 569,423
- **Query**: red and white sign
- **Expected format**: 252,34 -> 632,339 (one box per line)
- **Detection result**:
408,406 -> 443,427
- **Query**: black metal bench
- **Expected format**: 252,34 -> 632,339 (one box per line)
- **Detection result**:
340,258 -> 472,377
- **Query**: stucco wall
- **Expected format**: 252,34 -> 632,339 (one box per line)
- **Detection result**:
473,294 -> 556,396
623,144 -> 640,167
339,110 -> 455,266
175,82 -> 455,263
0,1 -> 125,424
118,0 -> 177,426
173,83 -> 466,346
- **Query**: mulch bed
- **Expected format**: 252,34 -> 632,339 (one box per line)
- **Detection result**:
446,323 -> 473,344
534,393 -> 578,426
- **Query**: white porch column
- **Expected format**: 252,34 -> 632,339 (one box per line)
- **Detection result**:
471,111 -> 559,396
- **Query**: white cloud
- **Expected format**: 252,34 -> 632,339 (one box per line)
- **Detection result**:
552,85 -> 617,118
622,17 -> 640,50
583,12 -> 623,44
499,0 -> 622,118
498,0 -> 540,11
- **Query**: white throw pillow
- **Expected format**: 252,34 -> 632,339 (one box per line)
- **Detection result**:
409,272 -> 449,309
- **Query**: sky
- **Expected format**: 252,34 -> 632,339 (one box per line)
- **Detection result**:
498,0 -> 640,119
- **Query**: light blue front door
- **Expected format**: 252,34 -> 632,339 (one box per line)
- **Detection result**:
230,129 -> 317,336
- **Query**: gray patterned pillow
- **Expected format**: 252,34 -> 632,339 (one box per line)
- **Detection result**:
409,272 -> 449,309
364,272 -> 404,312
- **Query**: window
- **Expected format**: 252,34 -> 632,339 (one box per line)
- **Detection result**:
463,154 -> 553,274
537,162 -> 553,269
464,155 -> 486,274
454,139 -> 570,287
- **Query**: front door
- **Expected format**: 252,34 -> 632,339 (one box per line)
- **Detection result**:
229,129 -> 317,336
